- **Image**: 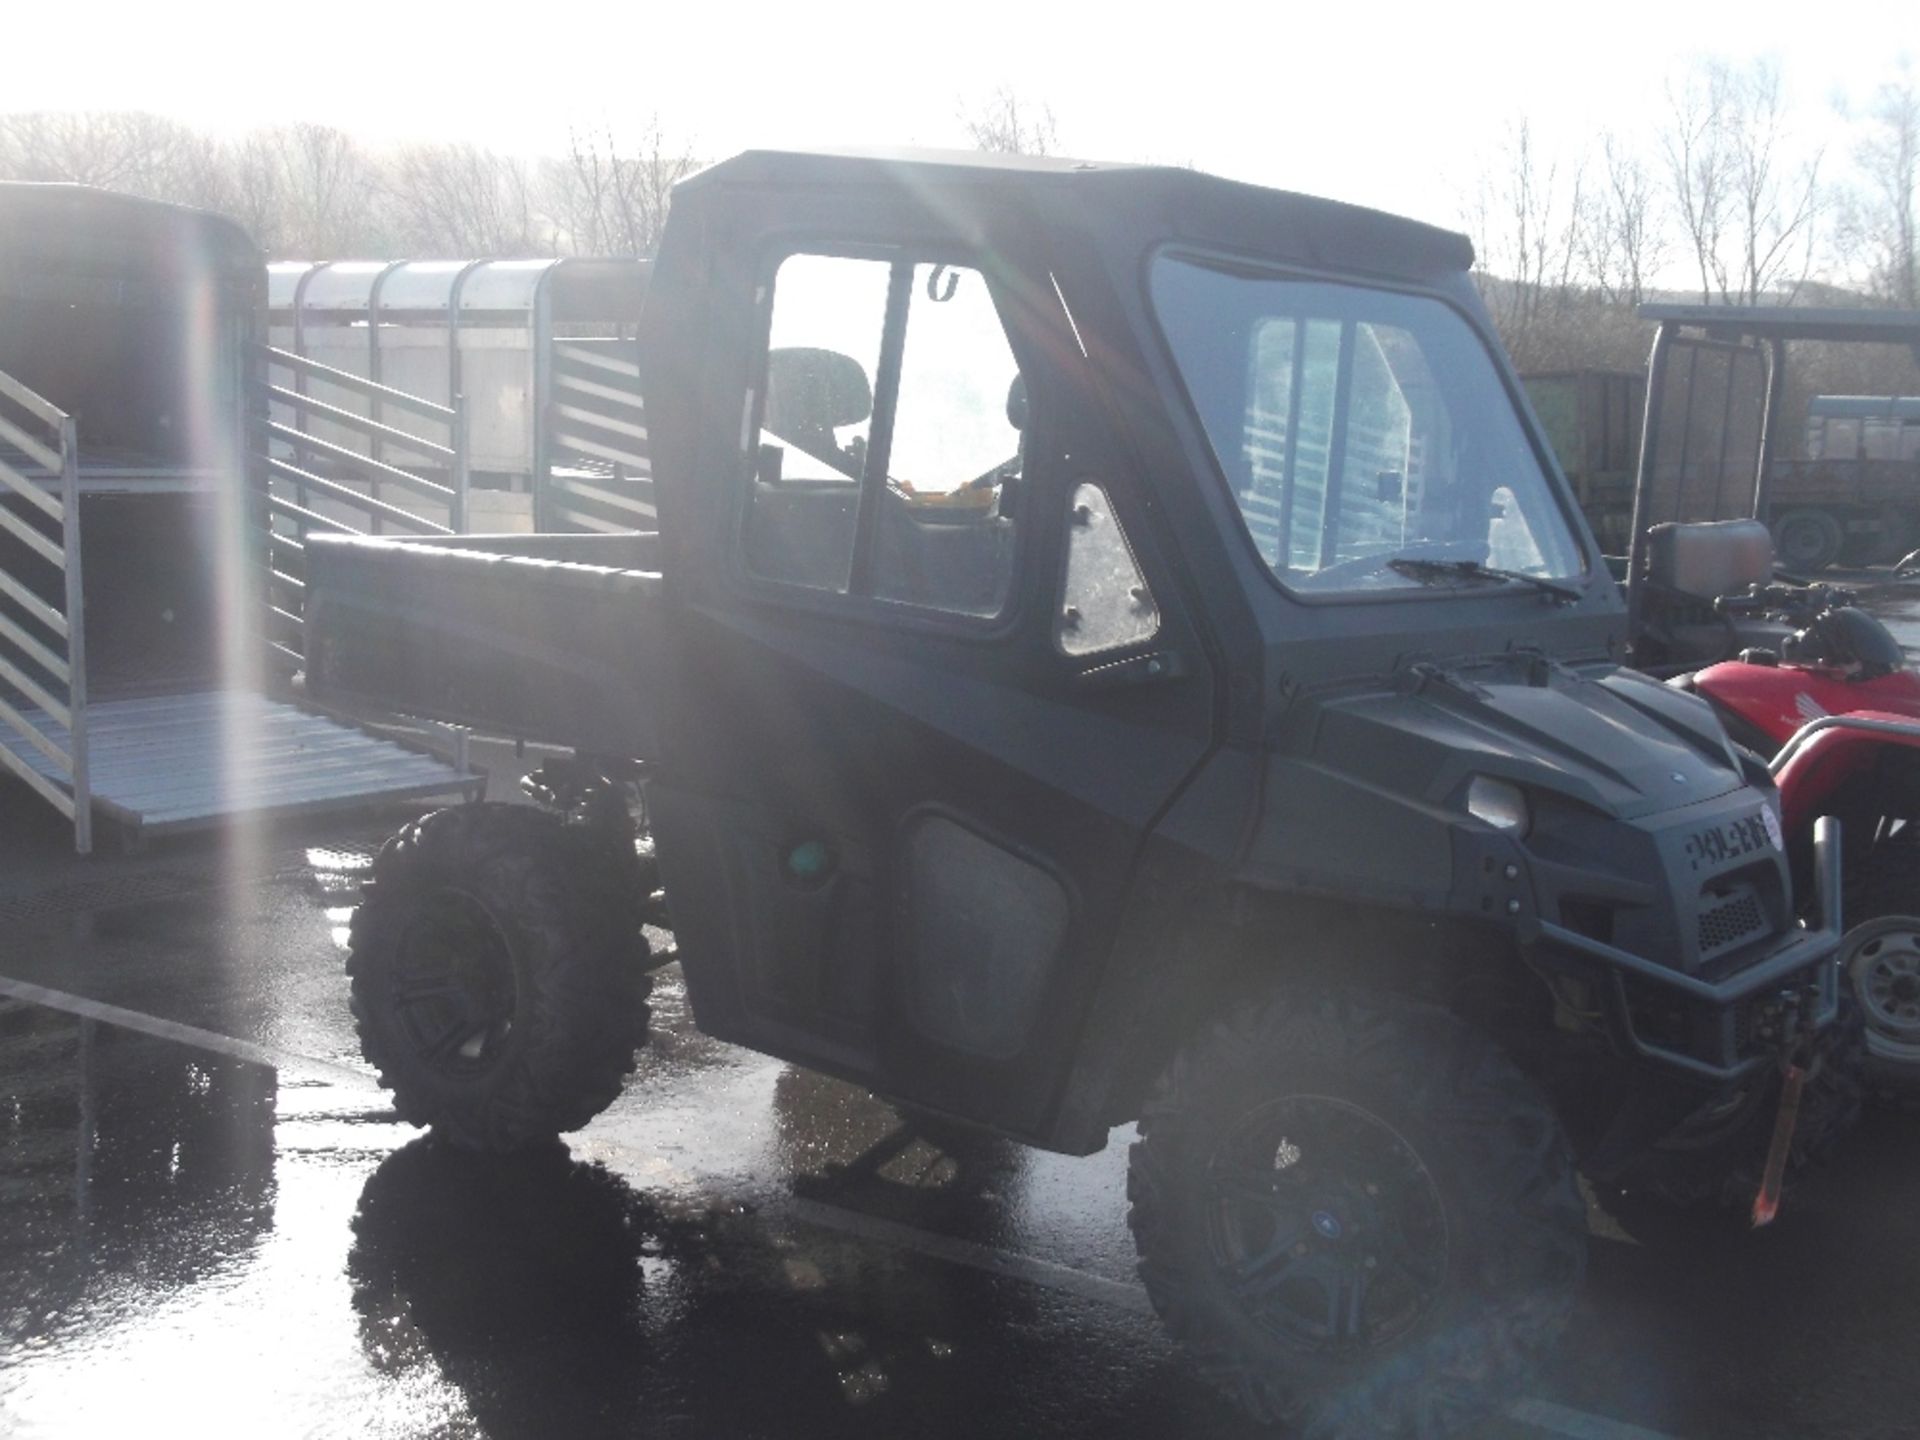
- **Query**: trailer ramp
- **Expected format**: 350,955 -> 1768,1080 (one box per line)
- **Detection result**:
0,690 -> 481,848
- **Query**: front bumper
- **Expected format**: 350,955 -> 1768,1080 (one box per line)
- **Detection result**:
1528,816 -> 1844,1081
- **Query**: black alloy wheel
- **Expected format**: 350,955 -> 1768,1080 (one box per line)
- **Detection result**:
1204,1095 -> 1447,1357
390,891 -> 522,1079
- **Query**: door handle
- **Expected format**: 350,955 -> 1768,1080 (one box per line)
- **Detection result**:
1075,650 -> 1187,691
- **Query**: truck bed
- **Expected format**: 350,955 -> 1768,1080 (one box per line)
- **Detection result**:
304,531 -> 664,758
1769,457 -> 1919,506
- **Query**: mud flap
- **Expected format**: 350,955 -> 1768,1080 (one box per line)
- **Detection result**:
1750,1060 -> 1806,1228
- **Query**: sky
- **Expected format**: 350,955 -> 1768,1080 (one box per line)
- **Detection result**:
6,0 -> 1911,232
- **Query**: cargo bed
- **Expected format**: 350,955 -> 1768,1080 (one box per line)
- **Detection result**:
304,531 -> 664,758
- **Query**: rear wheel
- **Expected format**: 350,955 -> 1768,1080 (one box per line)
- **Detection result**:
1771,508 -> 1844,572
1127,990 -> 1584,1436
347,803 -> 652,1151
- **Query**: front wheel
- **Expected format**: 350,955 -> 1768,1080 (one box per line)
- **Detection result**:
1127,990 -> 1584,1436
1844,836 -> 1920,1099
347,803 -> 652,1151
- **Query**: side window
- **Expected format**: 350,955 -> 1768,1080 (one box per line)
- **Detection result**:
744,254 -> 891,592
742,254 -> 1025,619
1824,417 -> 1861,461
1057,483 -> 1159,656
874,264 -> 1024,616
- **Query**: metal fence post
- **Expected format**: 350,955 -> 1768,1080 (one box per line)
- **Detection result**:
60,415 -> 91,856
532,309 -> 553,533
452,393 -> 471,533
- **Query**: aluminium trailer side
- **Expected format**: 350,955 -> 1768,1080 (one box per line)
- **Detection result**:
268,258 -> 654,535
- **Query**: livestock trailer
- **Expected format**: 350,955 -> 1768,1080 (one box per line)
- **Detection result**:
0,183 -> 478,852
268,258 -> 653,535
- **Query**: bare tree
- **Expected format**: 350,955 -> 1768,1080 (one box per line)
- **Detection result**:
1662,61 -> 1734,302
1577,131 -> 1666,307
387,142 -> 539,256
1727,59 -> 1823,304
1661,57 -> 1822,305
1850,64 -> 1919,306
1463,119 -> 1586,369
959,87 -> 1059,157
546,117 -> 700,257
0,110 -> 212,198
235,123 -> 389,257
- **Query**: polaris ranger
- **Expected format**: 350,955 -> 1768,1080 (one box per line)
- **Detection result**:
305,150 -> 1850,1436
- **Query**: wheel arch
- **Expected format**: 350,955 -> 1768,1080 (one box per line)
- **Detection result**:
1046,880 -> 1547,1153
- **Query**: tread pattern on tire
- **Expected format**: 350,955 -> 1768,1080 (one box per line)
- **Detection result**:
1126,989 -> 1585,1438
347,803 -> 653,1151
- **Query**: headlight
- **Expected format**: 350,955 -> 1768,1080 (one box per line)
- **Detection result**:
1466,775 -> 1530,834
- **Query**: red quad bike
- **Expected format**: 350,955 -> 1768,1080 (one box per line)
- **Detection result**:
1625,305 -> 1920,1101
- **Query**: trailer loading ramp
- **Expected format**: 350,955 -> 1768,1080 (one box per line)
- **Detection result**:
0,690 -> 481,847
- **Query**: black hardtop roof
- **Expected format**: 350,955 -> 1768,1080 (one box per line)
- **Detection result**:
0,180 -> 260,280
1639,303 -> 1920,346
682,147 -> 1475,274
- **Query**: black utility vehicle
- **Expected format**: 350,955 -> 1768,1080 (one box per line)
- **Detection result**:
306,151 -> 1851,1436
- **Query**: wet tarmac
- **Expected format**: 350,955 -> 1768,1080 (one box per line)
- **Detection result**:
7,604 -> 1920,1438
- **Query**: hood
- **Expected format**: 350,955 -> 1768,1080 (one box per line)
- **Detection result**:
1305,654 -> 1746,823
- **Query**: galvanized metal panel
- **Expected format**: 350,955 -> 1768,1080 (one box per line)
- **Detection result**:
267,262 -> 320,310
0,690 -> 478,841
376,261 -> 468,313
458,259 -> 559,314
298,261 -> 387,315
457,342 -> 535,472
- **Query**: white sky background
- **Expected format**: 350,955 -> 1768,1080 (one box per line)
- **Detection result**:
4,0 -> 1910,235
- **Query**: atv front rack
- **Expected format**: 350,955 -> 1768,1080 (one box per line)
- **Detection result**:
1532,816 -> 1843,1082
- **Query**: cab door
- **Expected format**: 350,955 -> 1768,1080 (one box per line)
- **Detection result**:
648,229 -> 1218,1137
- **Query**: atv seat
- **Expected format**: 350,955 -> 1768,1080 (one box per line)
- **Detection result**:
1639,519 -> 1780,671
1646,519 -> 1775,599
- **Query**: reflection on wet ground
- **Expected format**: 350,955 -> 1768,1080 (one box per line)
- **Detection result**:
0,1010 -> 1211,1439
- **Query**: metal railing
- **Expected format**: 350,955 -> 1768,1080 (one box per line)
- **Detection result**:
537,340 -> 656,533
257,344 -> 470,668
0,368 -> 91,852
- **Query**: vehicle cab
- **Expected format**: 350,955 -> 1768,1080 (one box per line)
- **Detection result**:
636,150 -> 1837,1157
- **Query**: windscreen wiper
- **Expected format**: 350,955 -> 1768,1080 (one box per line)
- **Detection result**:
1387,556 -> 1582,604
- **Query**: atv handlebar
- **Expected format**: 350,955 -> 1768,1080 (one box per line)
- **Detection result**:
1714,581 -> 1856,620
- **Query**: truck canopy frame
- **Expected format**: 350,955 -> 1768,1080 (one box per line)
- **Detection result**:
1625,304 -> 1920,644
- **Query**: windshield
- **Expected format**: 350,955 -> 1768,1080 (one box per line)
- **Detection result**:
1150,254 -> 1586,594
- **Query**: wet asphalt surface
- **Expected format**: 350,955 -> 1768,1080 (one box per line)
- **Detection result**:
9,591 -> 1920,1438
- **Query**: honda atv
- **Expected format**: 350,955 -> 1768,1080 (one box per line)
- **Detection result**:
1622,307 -> 1920,1099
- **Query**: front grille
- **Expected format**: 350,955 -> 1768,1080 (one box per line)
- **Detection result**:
1698,883 -> 1769,960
